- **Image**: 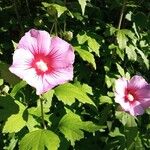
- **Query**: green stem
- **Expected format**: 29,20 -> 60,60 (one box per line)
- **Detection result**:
54,18 -> 58,36
118,0 -> 127,29
40,96 -> 46,129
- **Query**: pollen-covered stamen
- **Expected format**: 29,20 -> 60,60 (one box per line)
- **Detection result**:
36,60 -> 48,72
127,93 -> 134,102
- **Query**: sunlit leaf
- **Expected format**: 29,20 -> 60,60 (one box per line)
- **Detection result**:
59,110 -> 105,146
125,45 -> 137,61
55,83 -> 95,106
2,101 -> 26,133
116,30 -> 128,49
116,111 -> 137,127
109,127 -> 125,137
88,37 -> 100,56
116,63 -> 125,76
99,96 -> 113,104
19,129 -> 60,150
136,48 -> 149,69
78,0 -> 87,15
42,2 -> 72,18
0,79 -> 3,86
41,90 -> 54,113
75,46 -> 96,69
77,32 -> 88,44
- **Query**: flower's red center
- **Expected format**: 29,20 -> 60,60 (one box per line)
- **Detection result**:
36,60 -> 48,72
31,53 -> 54,75
127,93 -> 134,102
125,88 -> 137,103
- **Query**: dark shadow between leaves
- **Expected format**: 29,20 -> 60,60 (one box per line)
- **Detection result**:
0,95 -> 19,121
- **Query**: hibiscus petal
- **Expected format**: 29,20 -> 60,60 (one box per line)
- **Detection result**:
115,95 -> 130,112
136,85 -> 150,108
18,29 -> 51,55
130,101 -> 144,116
18,29 -> 38,54
49,37 -> 75,68
115,77 -> 127,97
36,30 -> 51,55
128,75 -> 148,89
9,48 -> 34,78
21,68 -> 53,95
44,66 -> 73,86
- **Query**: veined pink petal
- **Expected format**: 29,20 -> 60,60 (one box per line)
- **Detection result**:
44,66 -> 73,86
36,30 -> 52,55
9,48 -> 34,78
18,30 -> 38,54
128,75 -> 148,89
136,85 -> 150,108
115,95 -> 130,112
18,29 -> 52,55
115,77 -> 127,97
49,37 -> 75,68
129,101 -> 144,116
22,68 -> 53,95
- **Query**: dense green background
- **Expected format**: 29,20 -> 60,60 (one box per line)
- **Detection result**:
0,0 -> 150,149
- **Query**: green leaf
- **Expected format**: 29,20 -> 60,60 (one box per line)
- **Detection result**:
75,46 -> 96,69
109,127 -> 125,137
76,32 -> 100,56
42,2 -> 70,18
19,129 -> 60,150
81,83 -> 93,95
52,4 -> 68,18
122,29 -> 135,39
88,37 -> 100,56
105,75 -> 115,88
77,32 -> 89,44
78,0 -> 87,15
41,90 -> 54,113
116,30 -> 128,49
99,96 -> 113,104
74,82 -> 93,95
55,83 -> 95,106
12,40 -> 18,50
125,45 -> 137,61
136,48 -> 149,69
116,63 -> 125,76
0,79 -> 3,86
0,95 -> 19,121
10,80 -> 27,97
26,114 -> 40,132
3,133 -> 18,150
59,111 -> 105,146
116,111 -> 137,127
2,101 -> 26,133
125,127 -> 139,150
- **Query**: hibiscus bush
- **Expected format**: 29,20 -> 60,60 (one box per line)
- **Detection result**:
0,0 -> 150,149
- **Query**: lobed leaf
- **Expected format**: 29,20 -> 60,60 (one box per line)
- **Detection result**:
75,46 -> 96,69
59,110 -> 105,146
54,83 -> 95,106
2,100 -> 26,133
19,129 -> 60,150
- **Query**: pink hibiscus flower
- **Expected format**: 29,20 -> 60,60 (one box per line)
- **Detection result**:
9,29 -> 75,95
115,75 -> 150,116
